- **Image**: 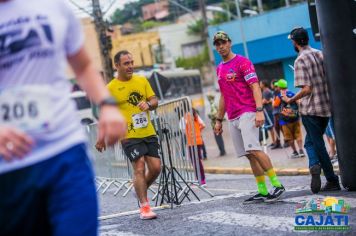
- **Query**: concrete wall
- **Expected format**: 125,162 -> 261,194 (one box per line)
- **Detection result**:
158,23 -> 202,67
111,30 -> 160,68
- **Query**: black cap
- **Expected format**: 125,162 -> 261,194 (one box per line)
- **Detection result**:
288,27 -> 309,45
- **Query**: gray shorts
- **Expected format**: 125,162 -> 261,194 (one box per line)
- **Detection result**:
228,112 -> 262,157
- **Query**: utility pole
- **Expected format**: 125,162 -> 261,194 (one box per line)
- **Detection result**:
92,0 -> 114,83
198,0 -> 208,39
235,0 -> 249,58
257,0 -> 264,13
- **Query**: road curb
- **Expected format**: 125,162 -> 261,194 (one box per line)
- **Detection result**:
204,167 -> 340,176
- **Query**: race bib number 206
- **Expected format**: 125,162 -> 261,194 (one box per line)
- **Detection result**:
0,86 -> 52,132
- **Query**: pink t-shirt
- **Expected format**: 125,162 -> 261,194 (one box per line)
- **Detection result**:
217,55 -> 258,120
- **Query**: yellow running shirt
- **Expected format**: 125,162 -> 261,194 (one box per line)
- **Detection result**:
107,74 -> 156,139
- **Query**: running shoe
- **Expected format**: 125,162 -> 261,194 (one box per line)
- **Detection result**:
310,164 -> 321,194
140,203 -> 157,220
265,185 -> 286,203
243,193 -> 270,204
299,150 -> 305,157
290,151 -> 299,159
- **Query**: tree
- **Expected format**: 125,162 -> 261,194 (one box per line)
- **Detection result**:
110,0 -> 155,25
187,19 -> 205,36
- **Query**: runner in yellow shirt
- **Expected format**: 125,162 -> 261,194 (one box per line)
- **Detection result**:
96,50 -> 161,220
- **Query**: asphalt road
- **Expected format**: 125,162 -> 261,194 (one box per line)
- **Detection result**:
98,174 -> 356,236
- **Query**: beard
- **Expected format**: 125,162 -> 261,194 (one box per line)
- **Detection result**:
294,46 -> 299,53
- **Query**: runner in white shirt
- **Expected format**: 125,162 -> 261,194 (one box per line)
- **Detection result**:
0,0 -> 126,235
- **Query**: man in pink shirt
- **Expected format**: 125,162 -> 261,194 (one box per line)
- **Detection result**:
213,31 -> 285,204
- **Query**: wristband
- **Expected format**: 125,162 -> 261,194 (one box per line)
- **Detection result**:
256,107 -> 264,112
99,97 -> 118,108
146,101 -> 153,110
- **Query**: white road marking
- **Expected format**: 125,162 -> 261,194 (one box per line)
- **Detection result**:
188,211 -> 295,232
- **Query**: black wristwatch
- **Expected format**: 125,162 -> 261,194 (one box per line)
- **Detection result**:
256,107 -> 264,112
99,97 -> 118,108
146,101 -> 153,110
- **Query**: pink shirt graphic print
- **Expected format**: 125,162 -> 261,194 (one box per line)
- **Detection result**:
217,55 -> 258,120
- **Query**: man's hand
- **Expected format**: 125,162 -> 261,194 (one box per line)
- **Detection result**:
95,140 -> 106,153
137,101 -> 149,111
214,121 -> 223,135
0,127 -> 34,161
281,96 -> 292,104
255,112 -> 265,128
97,105 -> 127,147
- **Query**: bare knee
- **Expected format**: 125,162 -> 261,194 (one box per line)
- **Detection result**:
133,158 -> 145,177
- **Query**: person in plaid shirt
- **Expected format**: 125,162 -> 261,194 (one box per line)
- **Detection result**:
282,27 -> 340,194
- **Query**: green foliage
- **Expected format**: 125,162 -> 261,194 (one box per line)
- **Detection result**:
175,45 -> 210,69
187,19 -> 204,36
110,0 -> 155,25
141,20 -> 170,31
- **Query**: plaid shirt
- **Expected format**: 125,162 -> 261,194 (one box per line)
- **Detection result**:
294,46 -> 331,117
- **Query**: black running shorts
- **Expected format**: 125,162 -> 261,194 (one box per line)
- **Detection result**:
121,136 -> 160,162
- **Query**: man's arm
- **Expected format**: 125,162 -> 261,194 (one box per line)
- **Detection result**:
283,86 -> 312,104
214,95 -> 225,135
68,47 -> 126,147
216,94 -> 225,120
137,96 -> 158,111
250,82 -> 265,127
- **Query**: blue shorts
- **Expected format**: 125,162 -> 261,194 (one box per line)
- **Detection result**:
0,144 -> 98,236
325,118 -> 335,139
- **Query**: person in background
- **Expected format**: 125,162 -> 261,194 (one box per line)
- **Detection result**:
270,79 -> 282,149
274,79 -> 305,158
260,80 -> 276,146
283,27 -> 340,193
185,108 -> 206,185
207,94 -> 226,157
213,31 -> 285,204
96,50 -> 161,220
325,118 -> 337,162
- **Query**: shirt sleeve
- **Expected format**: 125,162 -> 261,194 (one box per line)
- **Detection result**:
294,59 -> 312,88
145,77 -> 156,99
62,1 -> 85,56
239,58 -> 258,85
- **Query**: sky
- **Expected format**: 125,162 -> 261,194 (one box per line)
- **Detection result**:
67,0 -> 138,19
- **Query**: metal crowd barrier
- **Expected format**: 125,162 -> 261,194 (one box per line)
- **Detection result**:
85,96 -> 213,204
153,97 -> 214,205
85,124 -> 133,196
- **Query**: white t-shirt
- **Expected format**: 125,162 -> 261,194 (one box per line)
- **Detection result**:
0,0 -> 87,174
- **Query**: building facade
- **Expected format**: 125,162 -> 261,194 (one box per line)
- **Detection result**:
208,3 -> 321,92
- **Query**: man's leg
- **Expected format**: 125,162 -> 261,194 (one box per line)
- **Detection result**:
132,157 -> 148,204
246,154 -> 268,196
201,142 -> 207,159
249,150 -> 282,188
301,116 -> 338,183
144,156 -> 161,188
239,112 -> 285,201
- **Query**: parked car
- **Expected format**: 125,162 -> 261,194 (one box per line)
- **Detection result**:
70,91 -> 97,125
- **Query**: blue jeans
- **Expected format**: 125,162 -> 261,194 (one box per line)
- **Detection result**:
301,115 -> 338,182
0,144 -> 98,236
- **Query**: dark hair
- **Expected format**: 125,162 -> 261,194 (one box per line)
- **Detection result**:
114,50 -> 131,65
260,80 -> 269,88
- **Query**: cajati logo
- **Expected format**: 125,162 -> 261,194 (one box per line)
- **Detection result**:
294,197 -> 351,231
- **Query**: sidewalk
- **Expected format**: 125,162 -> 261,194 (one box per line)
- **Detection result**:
200,120 -> 338,176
